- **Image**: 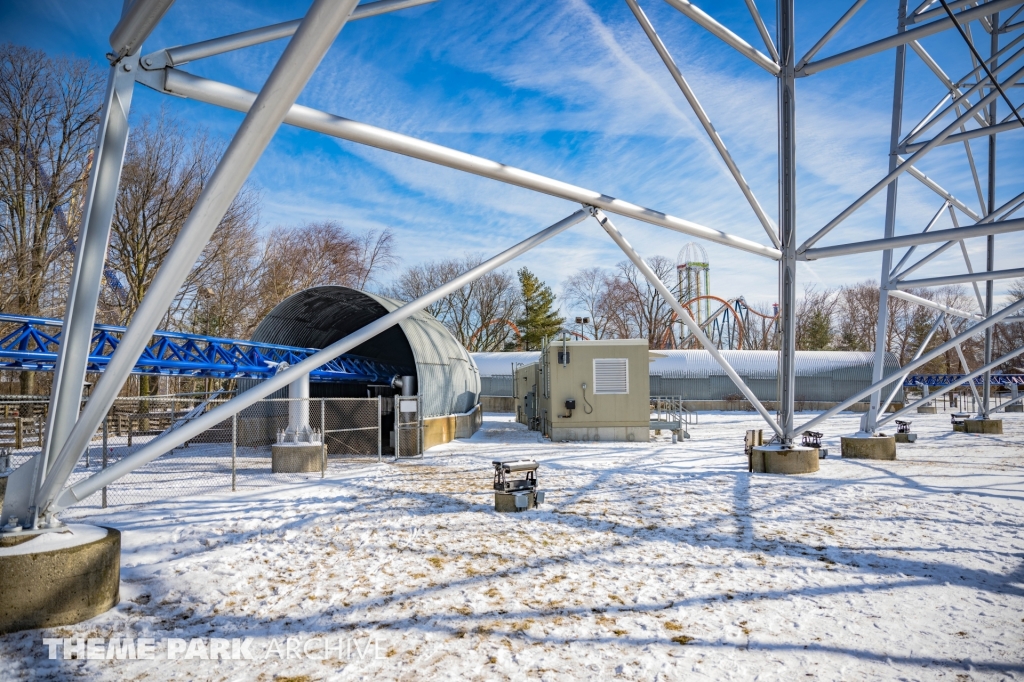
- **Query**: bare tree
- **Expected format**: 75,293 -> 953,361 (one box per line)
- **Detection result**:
562,266 -> 616,340
252,221 -> 396,328
604,256 -> 675,348
385,256 -> 520,351
0,44 -> 102,393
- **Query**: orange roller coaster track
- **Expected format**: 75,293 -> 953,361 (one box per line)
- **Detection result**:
660,295 -> 753,350
469,319 -> 522,349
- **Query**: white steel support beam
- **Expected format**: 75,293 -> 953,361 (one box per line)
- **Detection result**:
625,0 -> 780,249
943,316 -> 984,412
593,210 -> 785,438
743,0 -> 779,63
776,0 -> 798,442
888,289 -> 985,321
798,62 -> 1024,253
889,201 -> 949,277
148,0 -> 437,69
108,0 -> 175,61
984,11 -> 1000,417
866,0 -> 909,434
662,0 -> 780,74
30,51 -> 140,528
799,0 -> 1022,75
48,210 -> 590,514
877,343 -> 1024,427
894,266 -> 1024,289
139,68 -> 782,259
878,313 -> 945,414
795,295 -> 1024,435
800,216 -> 1024,260
37,0 -> 364,517
904,163 -> 981,222
795,0 -> 870,71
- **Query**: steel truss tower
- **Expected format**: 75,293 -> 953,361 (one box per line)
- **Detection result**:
4,0 -> 1024,528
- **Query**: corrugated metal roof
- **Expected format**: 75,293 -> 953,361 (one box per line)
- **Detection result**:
472,349 -> 903,403
249,286 -> 479,417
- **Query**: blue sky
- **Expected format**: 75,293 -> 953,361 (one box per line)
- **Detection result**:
2,0 -> 1021,312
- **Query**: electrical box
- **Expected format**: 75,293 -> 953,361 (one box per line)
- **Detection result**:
538,338 -> 650,442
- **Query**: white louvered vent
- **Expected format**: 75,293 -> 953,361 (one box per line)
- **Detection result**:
593,358 -> 629,394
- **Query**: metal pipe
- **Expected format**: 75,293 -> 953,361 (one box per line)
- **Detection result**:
943,316 -> 984,411
625,0 -> 780,248
159,0 -> 437,67
959,238 -> 989,313
895,267 -> 1024,289
48,210 -> 589,513
593,209 -> 784,438
794,294 -> 1024,435
867,0 -> 908,434
877,344 -> 1024,427
800,216 -> 1024,260
38,0 -> 364,514
888,288 -> 983,321
905,116 -> 1023,151
151,68 -> 782,259
108,0 -> 175,60
798,62 -> 1024,253
984,11 -> 999,418
891,239 -> 958,281
743,0 -> 779,62
910,0 -> 984,24
904,163 -> 981,221
662,0 -> 780,75
33,55 -> 138,525
799,0 -> 1021,75
879,313 -> 944,414
776,0 -> 798,442
889,201 -> 948,277
795,0 -> 870,71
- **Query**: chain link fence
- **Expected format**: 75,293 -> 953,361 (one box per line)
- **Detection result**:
0,395 -> 390,516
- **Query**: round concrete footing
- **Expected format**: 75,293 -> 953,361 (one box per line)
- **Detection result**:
964,419 -> 1003,434
271,444 -> 323,473
750,445 -> 819,474
894,433 -> 917,443
1005,404 -> 1023,413
841,435 -> 896,460
916,406 -> 937,414
0,525 -> 119,634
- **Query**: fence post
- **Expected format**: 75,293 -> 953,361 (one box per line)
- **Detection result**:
102,416 -> 108,509
377,396 -> 382,463
320,398 -> 325,479
128,417 -> 133,447
231,412 -> 237,492
14,417 -> 22,450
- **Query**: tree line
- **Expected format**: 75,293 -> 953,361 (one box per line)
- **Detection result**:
2,43 -> 1021,396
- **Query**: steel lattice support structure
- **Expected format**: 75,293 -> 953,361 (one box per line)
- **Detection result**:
4,0 -> 1023,527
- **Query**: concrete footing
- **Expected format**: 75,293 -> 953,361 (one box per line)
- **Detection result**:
964,419 -> 1003,435
750,445 -> 819,475
841,435 -> 896,460
894,433 -> 917,443
916,406 -> 937,414
271,444 -> 323,473
0,525 -> 120,634
1005,404 -> 1023,413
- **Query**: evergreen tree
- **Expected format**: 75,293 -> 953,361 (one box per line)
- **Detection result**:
516,267 -> 563,350
802,309 -> 833,350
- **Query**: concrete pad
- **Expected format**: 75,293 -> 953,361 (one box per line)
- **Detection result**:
0,524 -> 119,634
894,433 -> 917,443
841,435 -> 897,460
271,444 -> 323,473
964,419 -> 1003,435
750,445 -> 819,475
1005,404 -> 1023,413
916,406 -> 937,414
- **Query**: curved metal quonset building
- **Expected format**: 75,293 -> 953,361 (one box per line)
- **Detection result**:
250,286 -> 480,418
473,349 -> 903,403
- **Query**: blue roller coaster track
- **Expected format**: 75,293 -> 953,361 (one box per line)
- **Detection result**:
0,313 -> 411,384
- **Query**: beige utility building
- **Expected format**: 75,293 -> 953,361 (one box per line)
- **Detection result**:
516,339 -> 651,442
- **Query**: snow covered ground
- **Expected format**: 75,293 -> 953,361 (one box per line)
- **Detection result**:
2,411 -> 1023,680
